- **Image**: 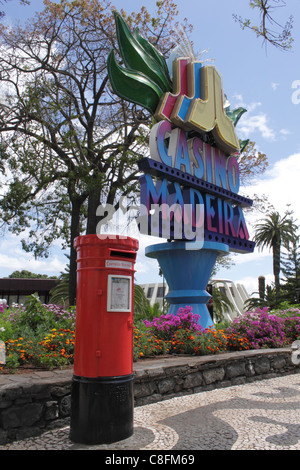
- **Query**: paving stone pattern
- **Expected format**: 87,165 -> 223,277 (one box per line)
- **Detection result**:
1,372 -> 300,450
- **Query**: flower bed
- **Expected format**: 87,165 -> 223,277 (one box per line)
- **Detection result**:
0,294 -> 76,371
134,305 -> 300,360
1,297 -> 300,373
226,307 -> 300,349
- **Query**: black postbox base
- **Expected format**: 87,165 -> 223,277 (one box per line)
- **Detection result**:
69,374 -> 134,445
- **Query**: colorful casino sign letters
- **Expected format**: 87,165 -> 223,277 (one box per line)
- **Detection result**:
107,12 -> 255,255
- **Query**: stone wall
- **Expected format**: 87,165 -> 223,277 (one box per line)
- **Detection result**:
133,348 -> 298,406
0,370 -> 72,444
0,348 -> 299,444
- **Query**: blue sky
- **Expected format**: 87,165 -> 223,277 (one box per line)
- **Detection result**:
0,0 -> 300,297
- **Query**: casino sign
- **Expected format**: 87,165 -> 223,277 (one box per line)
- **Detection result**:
107,12 -> 255,256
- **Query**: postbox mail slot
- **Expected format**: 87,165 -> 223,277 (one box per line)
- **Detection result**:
109,249 -> 136,260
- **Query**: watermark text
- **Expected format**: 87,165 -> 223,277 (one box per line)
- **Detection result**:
292,80 -> 300,104
95,197 -> 204,249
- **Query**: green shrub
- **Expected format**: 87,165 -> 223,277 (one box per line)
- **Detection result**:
0,296 -> 76,371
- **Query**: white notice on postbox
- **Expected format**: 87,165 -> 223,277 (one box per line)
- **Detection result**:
107,275 -> 131,312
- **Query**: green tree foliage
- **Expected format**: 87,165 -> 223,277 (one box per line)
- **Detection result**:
49,261 -> 70,306
213,140 -> 269,276
210,282 -> 234,323
0,0 -> 186,305
133,284 -> 150,320
253,210 -> 297,294
0,1 -> 275,306
8,270 -> 55,279
281,236 -> 300,304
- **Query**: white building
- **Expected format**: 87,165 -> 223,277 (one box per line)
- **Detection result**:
210,279 -> 249,321
139,282 -> 169,310
139,279 -> 249,321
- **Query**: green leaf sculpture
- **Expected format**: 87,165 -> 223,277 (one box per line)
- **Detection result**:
226,107 -> 247,127
107,11 -> 250,156
107,11 -> 172,114
239,139 -> 250,154
225,104 -> 249,154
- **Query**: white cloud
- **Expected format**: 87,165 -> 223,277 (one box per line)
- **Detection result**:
246,102 -> 262,113
271,82 -> 279,91
0,251 -> 66,276
232,94 -> 276,142
238,113 -> 276,141
233,249 -> 271,266
279,129 -> 291,137
232,93 -> 244,104
0,235 -> 67,277
235,274 -> 274,298
246,152 -> 300,225
135,234 -> 165,284
231,94 -> 262,113
216,152 -> 300,293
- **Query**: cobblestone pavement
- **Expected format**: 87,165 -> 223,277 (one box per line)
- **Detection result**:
1,373 -> 300,451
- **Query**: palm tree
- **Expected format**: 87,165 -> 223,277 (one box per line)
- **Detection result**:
49,268 -> 69,307
253,211 -> 297,294
133,284 -> 151,321
209,283 -> 234,323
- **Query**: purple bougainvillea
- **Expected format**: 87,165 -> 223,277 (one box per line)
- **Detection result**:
144,306 -> 203,340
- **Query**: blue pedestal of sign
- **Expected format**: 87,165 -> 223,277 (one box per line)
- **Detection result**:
145,240 -> 229,329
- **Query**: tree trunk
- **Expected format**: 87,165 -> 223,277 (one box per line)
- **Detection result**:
86,187 -> 101,235
258,276 -> 265,300
69,198 -> 83,306
272,242 -> 281,295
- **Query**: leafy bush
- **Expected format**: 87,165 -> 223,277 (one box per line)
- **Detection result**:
34,328 -> 76,369
144,306 -> 203,340
42,303 -> 76,329
273,307 -> 300,343
142,306 -> 249,356
133,324 -> 169,360
0,317 -> 15,343
2,299 -> 300,371
2,294 -> 55,334
0,295 -> 76,371
139,305 -> 300,358
225,307 -> 299,349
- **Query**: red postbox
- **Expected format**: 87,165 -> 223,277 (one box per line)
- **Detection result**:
70,234 -> 139,445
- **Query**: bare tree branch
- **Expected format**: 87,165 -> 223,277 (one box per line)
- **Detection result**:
233,0 -> 293,51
